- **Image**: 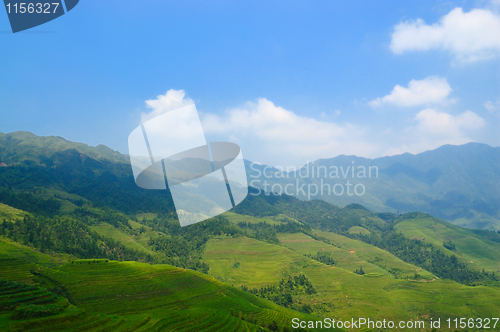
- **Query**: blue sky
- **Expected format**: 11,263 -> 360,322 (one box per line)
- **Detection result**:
1,0 -> 499,166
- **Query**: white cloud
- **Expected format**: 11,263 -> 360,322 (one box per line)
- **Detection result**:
137,90 -> 489,166
484,100 -> 496,113
369,76 -> 452,108
415,108 -> 485,132
484,100 -> 500,113
383,109 -> 486,155
390,7 -> 500,63
320,110 -> 340,118
202,98 -> 376,166
141,89 -> 194,122
487,0 -> 500,10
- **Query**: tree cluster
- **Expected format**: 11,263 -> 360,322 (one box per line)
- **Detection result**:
241,274 -> 316,309
358,230 -> 498,284
0,215 -> 148,262
0,187 -> 60,217
306,251 -> 335,266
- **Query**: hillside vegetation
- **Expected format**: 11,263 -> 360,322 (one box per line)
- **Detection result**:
0,238 -> 323,332
1,132 -> 500,330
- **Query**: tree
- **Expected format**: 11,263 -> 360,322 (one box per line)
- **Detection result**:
355,266 -> 365,275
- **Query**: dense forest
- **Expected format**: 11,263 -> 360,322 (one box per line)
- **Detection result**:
0,162 -> 176,215
0,188 -> 61,217
73,206 -> 133,229
0,215 -> 148,261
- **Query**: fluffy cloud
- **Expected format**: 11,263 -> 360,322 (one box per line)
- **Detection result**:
484,100 -> 500,113
141,89 -> 194,122
384,109 -> 486,155
137,90 -> 488,166
415,108 -> 485,133
390,7 -> 500,63
369,76 -> 452,108
202,98 -> 375,166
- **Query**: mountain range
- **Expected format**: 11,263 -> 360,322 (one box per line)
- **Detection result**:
246,142 -> 500,230
3,131 -> 497,230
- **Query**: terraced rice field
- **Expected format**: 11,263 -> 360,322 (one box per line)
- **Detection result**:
288,231 -> 434,279
0,238 -> 70,283
222,212 -> 283,225
204,234 -> 500,322
394,216 -> 500,272
0,237 -> 327,331
1,260 -> 321,331
0,258 -> 36,282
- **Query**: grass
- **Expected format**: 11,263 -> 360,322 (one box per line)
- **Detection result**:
34,187 -> 89,214
134,213 -> 157,221
5,198 -> 500,330
88,220 -> 167,261
0,203 -> 28,222
90,223 -> 155,256
348,226 -> 371,235
278,232 -> 428,279
203,234 -> 500,322
312,230 -> 435,279
222,211 -> 284,225
40,260 -> 321,331
395,215 -> 500,272
204,236 -> 305,288
0,237 -> 71,283
0,237 -> 326,331
128,219 -> 147,231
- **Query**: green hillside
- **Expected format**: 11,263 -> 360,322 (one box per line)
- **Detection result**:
394,213 -> 500,272
0,237 -> 324,332
0,131 -> 127,165
0,203 -> 28,222
203,232 -> 500,324
0,237 -> 70,283
311,230 -> 433,279
4,186 -> 500,327
223,211 -> 285,225
235,191 -> 500,283
2,131 -> 500,230
279,232 -> 434,280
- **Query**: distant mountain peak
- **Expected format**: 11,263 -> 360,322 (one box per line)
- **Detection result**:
0,131 -> 127,165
